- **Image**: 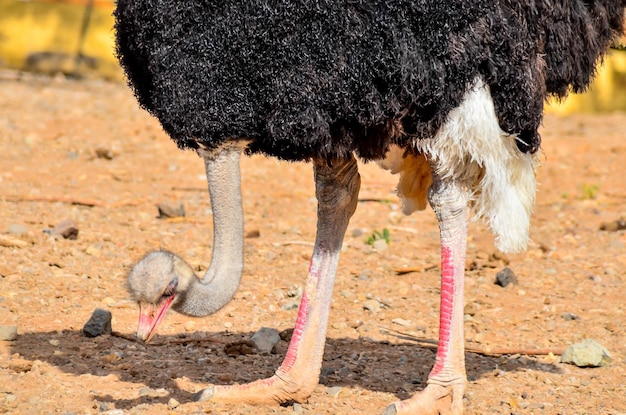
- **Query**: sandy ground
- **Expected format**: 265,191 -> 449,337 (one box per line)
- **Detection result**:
0,71 -> 625,414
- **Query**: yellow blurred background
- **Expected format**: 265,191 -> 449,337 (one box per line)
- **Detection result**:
0,0 -> 625,113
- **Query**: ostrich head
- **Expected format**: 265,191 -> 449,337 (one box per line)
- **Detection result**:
127,251 -> 197,341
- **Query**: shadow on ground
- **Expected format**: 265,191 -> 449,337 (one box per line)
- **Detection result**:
7,329 -> 562,409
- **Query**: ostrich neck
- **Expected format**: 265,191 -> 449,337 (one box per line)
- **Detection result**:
175,148 -> 244,316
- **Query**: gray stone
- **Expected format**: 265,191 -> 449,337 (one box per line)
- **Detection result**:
495,267 -> 518,287
372,238 -> 388,252
363,299 -> 381,313
7,223 -> 29,235
251,327 -> 281,354
156,202 -> 185,218
282,300 -> 300,311
0,325 -> 18,341
560,339 -> 611,367
326,386 -> 343,397
51,219 -> 79,240
561,312 -> 578,321
82,308 -> 112,337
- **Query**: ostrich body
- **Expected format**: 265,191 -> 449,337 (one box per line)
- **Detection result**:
116,1 -> 625,413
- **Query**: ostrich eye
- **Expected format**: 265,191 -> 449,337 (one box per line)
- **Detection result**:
162,277 -> 178,298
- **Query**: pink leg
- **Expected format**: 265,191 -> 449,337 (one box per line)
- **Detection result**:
384,167 -> 468,415
194,155 -> 360,405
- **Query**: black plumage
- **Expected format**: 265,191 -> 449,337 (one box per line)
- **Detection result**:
114,0 -> 624,160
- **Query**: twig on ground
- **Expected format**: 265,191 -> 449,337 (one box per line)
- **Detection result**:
111,331 -> 226,345
380,327 -> 564,356
3,195 -> 144,208
3,195 -> 104,207
393,264 -> 439,275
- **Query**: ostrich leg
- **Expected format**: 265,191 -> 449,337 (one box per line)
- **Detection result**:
385,165 -> 468,415
194,154 -> 361,404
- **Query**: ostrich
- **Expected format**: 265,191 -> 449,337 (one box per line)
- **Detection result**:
116,1 -> 625,414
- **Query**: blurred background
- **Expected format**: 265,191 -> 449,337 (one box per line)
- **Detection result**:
0,0 -> 625,113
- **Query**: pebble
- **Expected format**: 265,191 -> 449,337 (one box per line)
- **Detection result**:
7,223 -> 29,235
0,234 -> 28,248
184,321 -> 196,332
0,325 -> 18,341
167,398 -> 180,409
51,219 -> 79,240
85,243 -> 102,257
363,299 -> 381,313
326,386 -> 343,397
561,312 -> 578,321
156,202 -> 185,218
282,300 -> 300,310
224,340 -> 256,356
372,239 -> 388,252
251,327 -> 281,354
82,308 -> 112,337
95,146 -> 115,160
495,267 -> 518,287
292,403 -> 305,414
138,387 -> 169,398
7,358 -> 32,373
245,229 -> 261,238
391,318 -> 411,327
560,339 -> 611,367
599,218 -> 626,232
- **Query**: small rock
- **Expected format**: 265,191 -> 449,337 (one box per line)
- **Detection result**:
216,372 -> 233,382
0,325 -> 18,341
184,321 -> 196,332
49,339 -> 59,346
156,202 -> 185,218
326,386 -> 343,397
0,234 -> 28,248
464,302 -> 478,316
82,308 -> 112,337
245,229 -> 261,238
251,327 -> 281,354
292,402 -> 305,414
495,267 -> 518,287
224,340 -> 256,356
282,300 -> 300,311
7,223 -> 29,235
351,228 -> 365,237
561,312 -> 578,321
599,218 -> 626,232
560,339 -> 611,367
85,243 -> 102,256
8,358 -> 32,373
391,318 -> 411,327
363,299 -> 381,313
138,387 -> 169,398
95,147 -> 115,160
372,239 -> 388,252
5,394 -> 16,403
167,398 -> 180,409
280,328 -> 294,342
51,219 -> 79,240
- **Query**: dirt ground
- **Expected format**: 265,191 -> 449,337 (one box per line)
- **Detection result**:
0,70 -> 624,415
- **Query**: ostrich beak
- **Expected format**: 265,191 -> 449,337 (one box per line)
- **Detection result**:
137,295 -> 176,342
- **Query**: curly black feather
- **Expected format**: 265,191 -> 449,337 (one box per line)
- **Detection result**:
114,0 -> 625,160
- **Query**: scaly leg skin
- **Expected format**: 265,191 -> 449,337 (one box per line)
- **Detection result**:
193,155 -> 361,405
384,166 -> 469,415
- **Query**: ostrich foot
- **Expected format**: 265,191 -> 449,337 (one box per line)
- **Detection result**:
192,373 -> 316,405
382,382 -> 465,415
